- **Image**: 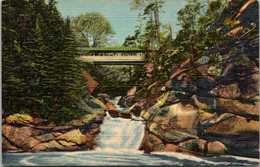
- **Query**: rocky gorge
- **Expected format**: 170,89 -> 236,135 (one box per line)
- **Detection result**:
2,0 -> 259,160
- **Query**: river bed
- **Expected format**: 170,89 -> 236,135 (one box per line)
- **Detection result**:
2,97 -> 259,166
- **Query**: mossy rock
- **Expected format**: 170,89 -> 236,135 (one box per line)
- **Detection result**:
90,96 -> 107,109
142,104 -> 160,121
142,112 -> 150,120
215,113 -> 235,123
68,119 -> 85,126
35,133 -> 54,142
157,92 -> 170,107
57,140 -> 77,147
57,130 -> 87,145
140,110 -> 146,117
81,114 -> 96,124
6,114 -> 33,124
178,139 -> 206,153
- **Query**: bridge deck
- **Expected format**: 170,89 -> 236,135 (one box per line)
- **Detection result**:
80,56 -> 145,65
78,47 -> 147,65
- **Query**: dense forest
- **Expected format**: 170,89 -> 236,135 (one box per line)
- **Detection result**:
2,0 -> 88,122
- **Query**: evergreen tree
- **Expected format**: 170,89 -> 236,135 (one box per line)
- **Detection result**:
2,0 -> 90,122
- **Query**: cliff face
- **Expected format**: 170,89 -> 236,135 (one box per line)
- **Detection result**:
137,0 -> 259,157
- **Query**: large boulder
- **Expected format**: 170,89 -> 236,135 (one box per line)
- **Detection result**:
157,91 -> 191,108
204,116 -> 259,136
105,102 -> 117,111
21,137 -> 42,151
207,141 -> 228,155
215,98 -> 259,120
57,129 -> 87,145
178,139 -> 207,153
152,102 -> 199,136
143,102 -> 199,144
35,133 -> 55,142
139,130 -> 164,153
2,137 -> 19,151
6,114 -> 33,124
31,140 -> 64,152
108,110 -> 120,118
141,103 -> 160,120
128,102 -> 144,117
178,139 -> 228,155
2,125 -> 42,148
82,69 -> 99,94
203,116 -> 259,157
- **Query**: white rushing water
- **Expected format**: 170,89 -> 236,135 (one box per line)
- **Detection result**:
96,112 -> 145,152
109,96 -> 126,111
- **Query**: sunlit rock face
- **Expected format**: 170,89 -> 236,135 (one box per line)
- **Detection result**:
139,0 -> 259,157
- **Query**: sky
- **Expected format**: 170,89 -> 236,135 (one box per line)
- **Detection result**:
56,0 -> 188,45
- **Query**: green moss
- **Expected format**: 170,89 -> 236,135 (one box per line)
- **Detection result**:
81,114 -> 95,123
35,133 -> 54,142
215,113 -> 235,123
6,113 -> 33,124
157,107 -> 170,117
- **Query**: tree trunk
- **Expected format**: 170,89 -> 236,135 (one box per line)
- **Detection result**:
23,14 -> 26,40
169,23 -> 173,43
226,0 -> 229,8
151,38 -> 157,93
190,34 -> 194,62
54,90 -> 58,105
154,6 -> 160,45
208,0 -> 214,18
194,33 -> 198,58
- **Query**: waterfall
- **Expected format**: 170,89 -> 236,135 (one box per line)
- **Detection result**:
96,96 -> 145,151
96,113 -> 145,151
98,114 -> 145,150
109,96 -> 125,111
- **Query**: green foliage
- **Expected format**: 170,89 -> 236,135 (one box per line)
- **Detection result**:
71,12 -> 115,47
208,53 -> 221,64
81,62 -> 132,98
2,0 -> 88,123
173,0 -> 225,61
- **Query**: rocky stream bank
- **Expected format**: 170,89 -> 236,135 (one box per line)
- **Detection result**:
119,0 -> 259,158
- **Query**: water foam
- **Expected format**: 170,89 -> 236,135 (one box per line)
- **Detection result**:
96,112 -> 145,152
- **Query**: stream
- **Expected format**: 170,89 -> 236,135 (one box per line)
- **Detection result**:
2,97 -> 259,166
